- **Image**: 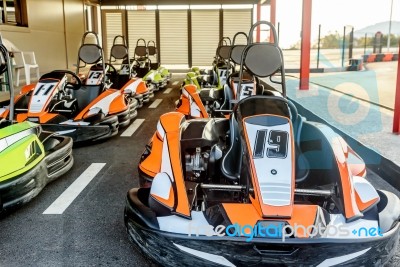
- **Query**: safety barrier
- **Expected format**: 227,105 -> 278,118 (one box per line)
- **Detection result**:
363,53 -> 399,63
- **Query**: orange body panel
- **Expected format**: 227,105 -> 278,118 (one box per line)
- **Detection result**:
159,112 -> 191,218
355,191 -> 379,212
348,149 -> 367,177
139,133 -> 163,178
178,85 -> 208,118
109,94 -> 128,114
152,187 -> 175,209
16,113 -> 28,122
136,79 -> 149,94
331,136 -> 362,220
20,84 -> 35,94
74,89 -> 122,120
223,203 -> 318,238
175,95 -> 191,116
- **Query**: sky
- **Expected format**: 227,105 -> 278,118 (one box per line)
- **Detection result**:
261,0 -> 400,48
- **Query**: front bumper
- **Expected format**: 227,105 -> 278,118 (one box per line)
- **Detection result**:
0,135 -> 73,212
42,115 -> 119,143
125,188 -> 400,267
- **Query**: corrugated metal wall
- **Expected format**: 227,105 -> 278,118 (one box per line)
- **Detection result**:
102,7 -> 252,68
223,10 -> 252,43
191,10 -> 220,66
103,11 -> 124,60
127,10 -> 156,59
159,10 -> 188,66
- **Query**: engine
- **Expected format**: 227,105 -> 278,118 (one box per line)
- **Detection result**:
184,147 -> 210,182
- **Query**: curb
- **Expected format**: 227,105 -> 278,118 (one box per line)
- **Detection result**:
290,98 -> 400,191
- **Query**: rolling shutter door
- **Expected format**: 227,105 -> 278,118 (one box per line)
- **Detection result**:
102,11 -> 124,60
191,10 -> 220,67
159,10 -> 188,67
127,11 -> 156,59
223,9 -> 252,41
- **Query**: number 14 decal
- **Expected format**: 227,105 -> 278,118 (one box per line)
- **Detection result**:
253,129 -> 288,159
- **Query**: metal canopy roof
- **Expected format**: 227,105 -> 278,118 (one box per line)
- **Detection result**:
98,0 -> 260,5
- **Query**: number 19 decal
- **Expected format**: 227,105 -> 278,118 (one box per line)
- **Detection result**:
253,129 -> 288,159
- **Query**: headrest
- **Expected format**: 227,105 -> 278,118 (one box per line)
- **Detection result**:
79,44 -> 103,64
243,43 -> 282,77
110,44 -> 128,59
230,45 -> 246,65
135,46 -> 147,57
147,46 -> 156,56
218,45 -> 232,60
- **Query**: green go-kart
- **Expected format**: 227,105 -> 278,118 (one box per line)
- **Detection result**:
0,37 -> 73,213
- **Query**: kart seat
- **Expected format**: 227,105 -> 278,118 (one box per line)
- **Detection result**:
220,112 -> 242,181
220,83 -> 234,110
221,96 -> 309,183
71,85 -> 102,112
206,69 -> 218,87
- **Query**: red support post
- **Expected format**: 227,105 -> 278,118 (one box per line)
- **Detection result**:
393,41 -> 400,133
270,0 -> 276,43
299,0 -> 312,90
256,3 -> 261,42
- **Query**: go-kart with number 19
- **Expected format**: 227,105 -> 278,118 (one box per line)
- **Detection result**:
0,32 -> 138,143
0,36 -> 73,214
124,21 -> 400,267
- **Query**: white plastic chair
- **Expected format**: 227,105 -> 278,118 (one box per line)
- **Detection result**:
13,51 -> 40,86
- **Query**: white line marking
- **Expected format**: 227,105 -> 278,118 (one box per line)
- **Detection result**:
120,119 -> 145,137
149,99 -> 162,108
172,81 -> 179,86
163,88 -> 173,94
43,163 -> 106,215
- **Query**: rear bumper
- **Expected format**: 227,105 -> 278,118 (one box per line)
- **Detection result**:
125,188 -> 400,267
0,135 -> 73,212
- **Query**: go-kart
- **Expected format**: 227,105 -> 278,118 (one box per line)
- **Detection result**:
147,40 -> 171,82
0,37 -> 73,213
132,38 -> 168,91
108,35 -> 153,107
1,32 -> 138,143
124,21 -> 400,266
177,32 -> 264,119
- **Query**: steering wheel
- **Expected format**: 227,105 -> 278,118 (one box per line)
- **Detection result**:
50,70 -> 82,90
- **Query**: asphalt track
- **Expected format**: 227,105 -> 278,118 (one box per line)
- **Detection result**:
0,74 -> 399,266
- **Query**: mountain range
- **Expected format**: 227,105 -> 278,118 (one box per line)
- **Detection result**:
354,21 -> 400,37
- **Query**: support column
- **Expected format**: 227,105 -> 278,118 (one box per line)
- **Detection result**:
299,0 -> 312,90
256,3 -> 261,42
393,41 -> 400,133
270,0 -> 276,43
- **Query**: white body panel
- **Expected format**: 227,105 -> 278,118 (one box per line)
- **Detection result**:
244,119 -> 293,206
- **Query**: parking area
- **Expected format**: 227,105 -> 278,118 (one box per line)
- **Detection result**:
1,72 -> 399,266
